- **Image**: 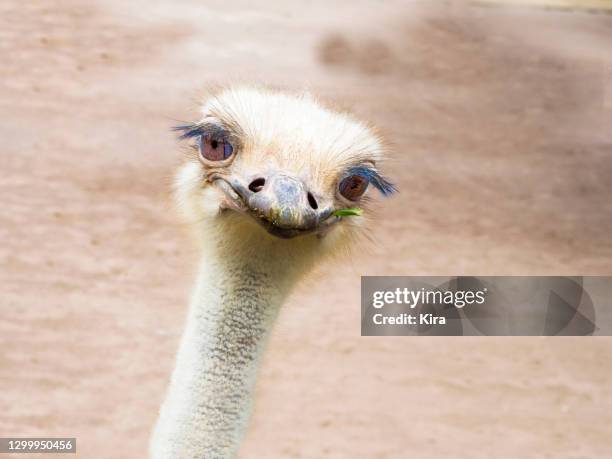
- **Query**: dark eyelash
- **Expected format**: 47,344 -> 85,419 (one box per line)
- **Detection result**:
347,166 -> 397,196
172,123 -> 230,142
172,123 -> 204,141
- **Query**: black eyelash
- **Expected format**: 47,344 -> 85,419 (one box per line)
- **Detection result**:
172,123 -> 230,142
172,123 -> 205,142
347,166 -> 397,196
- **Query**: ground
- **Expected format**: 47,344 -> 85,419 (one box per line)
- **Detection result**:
1,1 -> 611,458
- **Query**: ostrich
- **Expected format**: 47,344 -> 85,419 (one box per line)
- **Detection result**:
150,87 -> 395,459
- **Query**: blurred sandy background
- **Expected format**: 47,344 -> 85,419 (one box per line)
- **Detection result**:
1,0 -> 612,458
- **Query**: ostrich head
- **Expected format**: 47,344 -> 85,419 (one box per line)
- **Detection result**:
174,87 -> 395,273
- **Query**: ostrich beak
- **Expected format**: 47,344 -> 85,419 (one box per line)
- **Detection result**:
214,172 -> 337,238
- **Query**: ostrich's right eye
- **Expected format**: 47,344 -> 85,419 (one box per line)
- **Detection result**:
200,135 -> 234,162
339,174 -> 369,201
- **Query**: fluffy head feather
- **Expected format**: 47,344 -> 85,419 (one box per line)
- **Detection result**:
174,87 -> 394,273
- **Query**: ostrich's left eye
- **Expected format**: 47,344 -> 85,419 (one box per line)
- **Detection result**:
339,174 -> 369,201
200,135 -> 234,162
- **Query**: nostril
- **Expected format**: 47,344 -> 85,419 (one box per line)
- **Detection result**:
248,178 -> 266,193
307,192 -> 318,210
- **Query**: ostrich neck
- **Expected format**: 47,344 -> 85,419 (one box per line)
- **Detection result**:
151,250 -> 294,459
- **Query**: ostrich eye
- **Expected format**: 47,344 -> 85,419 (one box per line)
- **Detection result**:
339,174 -> 369,201
200,135 -> 234,162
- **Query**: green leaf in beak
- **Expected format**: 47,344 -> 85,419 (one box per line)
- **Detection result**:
332,208 -> 363,217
